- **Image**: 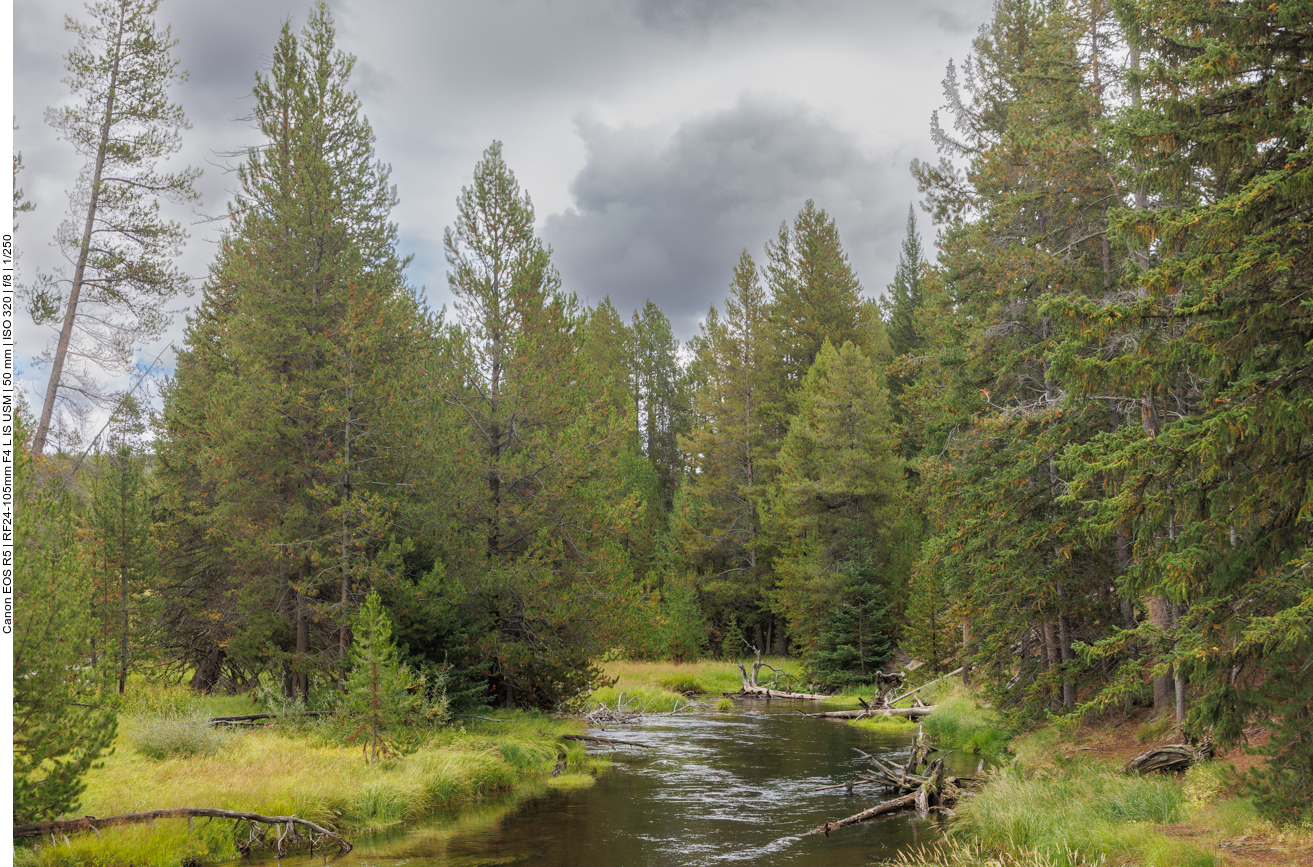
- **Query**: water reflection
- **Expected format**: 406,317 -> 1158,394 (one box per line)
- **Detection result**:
230,702 -> 975,866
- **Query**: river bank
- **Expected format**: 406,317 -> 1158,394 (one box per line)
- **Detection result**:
885,683 -> 1313,867
16,689 -> 595,867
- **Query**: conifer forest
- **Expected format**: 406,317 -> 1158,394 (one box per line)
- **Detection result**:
13,0 -> 1313,835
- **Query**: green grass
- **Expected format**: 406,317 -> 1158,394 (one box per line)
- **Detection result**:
19,708 -> 590,867
599,657 -> 804,697
852,713 -> 918,732
587,685 -> 691,713
918,682 -> 1009,756
949,764 -> 1217,867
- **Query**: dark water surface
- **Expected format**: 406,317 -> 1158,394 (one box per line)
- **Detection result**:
242,702 -> 975,867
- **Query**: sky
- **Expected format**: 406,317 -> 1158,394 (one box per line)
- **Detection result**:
10,0 -> 992,432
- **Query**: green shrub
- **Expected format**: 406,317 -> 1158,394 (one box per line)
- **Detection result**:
659,676 -> 703,694
128,711 -> 229,760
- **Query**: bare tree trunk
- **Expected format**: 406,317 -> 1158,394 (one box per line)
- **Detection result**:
961,619 -> 972,686
1148,594 -> 1174,713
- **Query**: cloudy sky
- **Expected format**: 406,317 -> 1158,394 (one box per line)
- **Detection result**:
11,0 -> 991,419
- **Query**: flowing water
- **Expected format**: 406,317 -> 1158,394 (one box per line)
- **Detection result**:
235,701 -> 976,867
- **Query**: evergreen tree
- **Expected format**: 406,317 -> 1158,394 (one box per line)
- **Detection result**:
155,2 -> 434,697
13,415 -> 118,823
443,142 -> 636,708
809,541 -> 896,690
86,400 -> 157,694
883,205 -> 925,361
29,0 -> 199,454
675,251 -> 778,652
629,300 -> 687,507
343,590 -> 428,762
909,0 -> 1125,711
1057,0 -> 1313,820
763,340 -> 903,654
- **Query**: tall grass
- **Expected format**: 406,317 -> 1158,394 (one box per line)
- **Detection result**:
949,765 -> 1218,867
919,682 -> 1009,755
19,713 -> 587,867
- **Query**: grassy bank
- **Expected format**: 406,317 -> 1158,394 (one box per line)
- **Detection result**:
17,697 -> 593,867
889,682 -> 1313,866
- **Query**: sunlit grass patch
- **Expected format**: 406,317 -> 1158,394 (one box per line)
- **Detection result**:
852,713 -> 917,732
587,685 -> 690,713
919,682 -> 1008,755
599,657 -> 802,697
949,764 -> 1219,867
24,709 -> 585,867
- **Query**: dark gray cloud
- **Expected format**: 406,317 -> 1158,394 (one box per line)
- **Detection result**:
543,97 -> 912,337
11,0 -> 991,424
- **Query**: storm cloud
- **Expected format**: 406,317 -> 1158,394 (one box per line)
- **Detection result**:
544,97 -> 911,336
11,0 -> 992,418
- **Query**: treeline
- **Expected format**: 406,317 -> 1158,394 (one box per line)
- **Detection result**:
16,0 -> 1313,824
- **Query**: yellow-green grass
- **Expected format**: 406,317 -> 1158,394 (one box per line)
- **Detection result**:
851,713 -> 918,733
917,682 -> 1009,756
18,712 -> 589,867
948,763 -> 1216,867
599,657 -> 804,697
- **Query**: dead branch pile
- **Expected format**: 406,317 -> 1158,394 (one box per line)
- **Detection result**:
13,808 -> 352,858
583,693 -> 644,726
809,728 -> 970,835
729,643 -> 833,700
1124,742 -> 1213,775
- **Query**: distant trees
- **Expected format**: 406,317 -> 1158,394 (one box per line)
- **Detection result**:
29,0 -> 199,454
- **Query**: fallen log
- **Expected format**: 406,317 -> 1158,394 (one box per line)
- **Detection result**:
208,712 -> 331,726
13,808 -> 352,857
561,734 -> 652,749
888,668 -> 964,706
802,706 -> 935,719
808,792 -> 919,834
1124,743 -> 1212,775
732,686 -> 835,700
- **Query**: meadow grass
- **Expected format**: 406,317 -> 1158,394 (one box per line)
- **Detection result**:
17,710 -> 588,867
918,681 -> 1009,756
599,657 -> 803,697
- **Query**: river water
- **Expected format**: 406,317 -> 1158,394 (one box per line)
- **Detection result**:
239,701 -> 975,866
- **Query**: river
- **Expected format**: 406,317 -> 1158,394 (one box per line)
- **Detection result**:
232,701 -> 976,866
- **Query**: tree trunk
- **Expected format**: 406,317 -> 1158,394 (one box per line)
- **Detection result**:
1148,595 -> 1174,713
34,3 -> 127,455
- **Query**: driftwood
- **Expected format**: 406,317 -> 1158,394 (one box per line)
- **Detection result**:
208,712 -> 331,726
13,808 -> 352,857
802,705 -> 935,720
584,694 -> 644,726
730,642 -> 832,699
1124,743 -> 1213,775
810,729 -> 963,835
888,667 -> 964,706
561,734 -> 652,749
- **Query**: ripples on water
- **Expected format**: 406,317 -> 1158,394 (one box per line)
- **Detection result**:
233,702 -> 977,867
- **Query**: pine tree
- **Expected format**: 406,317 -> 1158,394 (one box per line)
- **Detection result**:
763,340 -> 902,654
629,301 -> 687,507
443,143 -> 635,708
86,399 -> 156,694
675,251 -> 778,652
155,2 -> 434,697
1058,0 -> 1313,820
13,415 -> 118,823
29,0 -> 199,454
344,591 -> 421,763
809,540 -> 896,690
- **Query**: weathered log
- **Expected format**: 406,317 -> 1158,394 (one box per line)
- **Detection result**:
1124,743 -> 1212,775
207,712 -> 331,726
808,792 -> 919,834
561,734 -> 652,749
12,808 -> 352,856
733,686 -> 835,701
802,705 -> 935,719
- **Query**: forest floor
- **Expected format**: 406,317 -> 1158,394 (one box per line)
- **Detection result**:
894,683 -> 1313,867
16,683 -> 595,867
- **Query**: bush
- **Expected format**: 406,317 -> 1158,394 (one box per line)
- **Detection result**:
129,711 -> 228,760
